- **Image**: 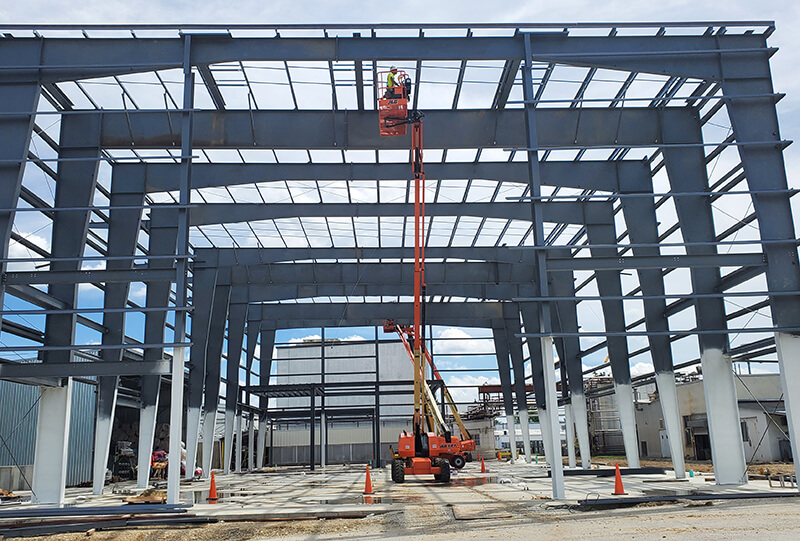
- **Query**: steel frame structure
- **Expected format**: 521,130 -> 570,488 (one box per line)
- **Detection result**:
0,22 -> 798,503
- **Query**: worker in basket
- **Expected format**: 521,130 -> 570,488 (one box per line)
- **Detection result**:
385,66 -> 400,98
385,66 -> 412,100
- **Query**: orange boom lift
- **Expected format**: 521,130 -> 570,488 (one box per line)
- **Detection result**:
377,70 -> 475,483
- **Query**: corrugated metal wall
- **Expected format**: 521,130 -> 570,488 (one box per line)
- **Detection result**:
0,380 -> 96,487
67,381 -> 96,486
0,381 -> 39,468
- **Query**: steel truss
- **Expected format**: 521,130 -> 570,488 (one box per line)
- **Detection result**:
0,22 -> 798,502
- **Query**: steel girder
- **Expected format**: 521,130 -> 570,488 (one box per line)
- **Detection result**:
122,160 -> 650,193
97,108 -> 687,150
0,32 -> 772,84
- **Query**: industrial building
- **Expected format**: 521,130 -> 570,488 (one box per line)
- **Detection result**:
0,21 -> 798,511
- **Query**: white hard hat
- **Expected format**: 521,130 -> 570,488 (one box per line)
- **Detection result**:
390,65 -> 397,71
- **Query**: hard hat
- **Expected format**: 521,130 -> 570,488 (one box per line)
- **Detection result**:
390,65 -> 397,71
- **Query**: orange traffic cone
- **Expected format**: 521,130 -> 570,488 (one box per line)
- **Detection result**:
363,465 -> 374,495
207,471 -> 218,503
477,452 -> 482,461
480,458 -> 486,473
612,463 -> 627,495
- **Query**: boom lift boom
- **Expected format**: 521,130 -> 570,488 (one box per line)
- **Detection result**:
378,70 -> 474,483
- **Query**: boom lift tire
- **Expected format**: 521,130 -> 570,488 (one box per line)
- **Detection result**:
450,454 -> 466,470
391,458 -> 406,483
438,460 -> 451,483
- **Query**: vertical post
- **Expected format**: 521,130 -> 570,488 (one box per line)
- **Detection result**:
564,404 -> 577,468
549,269 -> 591,468
248,412 -> 255,471
522,33 -> 563,498
257,328 -> 276,469
310,387 -> 316,471
167,33 -> 194,505
373,326 -> 381,467
235,413 -> 243,473
505,312 -> 532,463
492,326 -> 517,462
617,167 -> 685,478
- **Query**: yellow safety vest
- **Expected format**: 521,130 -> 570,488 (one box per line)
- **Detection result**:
387,72 -> 398,88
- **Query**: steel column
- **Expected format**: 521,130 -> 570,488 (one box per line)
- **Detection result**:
222,302 -> 247,474
661,110 -> 746,485
33,114 -> 101,504
92,171 -> 145,495
522,33 -> 563,498
549,268 -> 591,468
257,328 -> 276,470
504,313 -> 532,463
137,208 -> 178,488
167,34 -> 194,505
585,217 -> 640,468
200,285 -> 231,478
618,175 -> 685,478
185,267 -> 218,479
722,62 -> 800,483
0,79 -> 39,314
492,325 -> 517,462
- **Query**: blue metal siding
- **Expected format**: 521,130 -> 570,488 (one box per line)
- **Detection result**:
0,381 -> 39,468
0,380 -> 96,487
67,381 -> 96,486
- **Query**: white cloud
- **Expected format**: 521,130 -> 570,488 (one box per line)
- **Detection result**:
6,234 -> 50,272
444,374 -> 500,408
288,334 -> 321,343
130,284 -> 147,301
434,327 -> 494,355
630,361 -> 654,377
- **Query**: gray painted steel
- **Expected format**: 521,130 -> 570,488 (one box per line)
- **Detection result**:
0,22 -> 798,501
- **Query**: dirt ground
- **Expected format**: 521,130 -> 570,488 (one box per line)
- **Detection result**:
16,497 -> 800,541
591,456 -> 797,475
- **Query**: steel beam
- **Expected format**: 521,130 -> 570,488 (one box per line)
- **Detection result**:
125,160 -> 648,193
0,360 -> 171,378
97,108 -> 689,150
4,33 -> 771,84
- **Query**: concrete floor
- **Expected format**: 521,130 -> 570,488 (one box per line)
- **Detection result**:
11,458 -> 796,516
2,461 -> 798,539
